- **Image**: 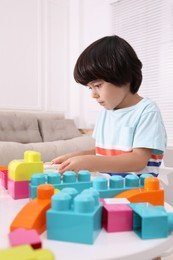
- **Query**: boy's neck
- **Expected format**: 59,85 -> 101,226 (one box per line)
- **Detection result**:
115,93 -> 143,110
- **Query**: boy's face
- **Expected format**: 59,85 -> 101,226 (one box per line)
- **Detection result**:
87,80 -> 132,110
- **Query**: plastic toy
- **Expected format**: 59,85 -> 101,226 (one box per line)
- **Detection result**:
115,177 -> 164,206
0,245 -> 54,260
9,228 -> 42,249
102,202 -> 133,232
92,173 -> 153,198
129,203 -> 173,239
10,184 -> 54,234
8,151 -> 44,199
30,170 -> 92,199
44,162 -> 60,172
47,187 -> 102,244
0,166 -> 8,189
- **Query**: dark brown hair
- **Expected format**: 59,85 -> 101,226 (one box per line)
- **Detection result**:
74,35 -> 142,94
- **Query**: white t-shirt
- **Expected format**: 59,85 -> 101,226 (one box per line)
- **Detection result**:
93,97 -> 167,176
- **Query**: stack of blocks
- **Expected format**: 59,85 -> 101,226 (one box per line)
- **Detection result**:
47,187 -> 102,244
8,151 -> 44,199
30,171 -> 161,203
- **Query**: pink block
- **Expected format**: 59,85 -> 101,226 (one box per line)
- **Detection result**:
1,170 -> 8,189
8,178 -> 29,199
102,203 -> 133,232
9,228 -> 42,249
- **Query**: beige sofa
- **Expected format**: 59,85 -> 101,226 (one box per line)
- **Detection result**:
0,111 -> 95,166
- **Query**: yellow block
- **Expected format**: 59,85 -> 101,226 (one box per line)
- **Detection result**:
0,245 -> 55,260
8,151 -> 44,181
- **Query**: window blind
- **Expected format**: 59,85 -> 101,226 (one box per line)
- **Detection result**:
111,0 -> 173,146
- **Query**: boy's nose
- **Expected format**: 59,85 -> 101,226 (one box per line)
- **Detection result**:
91,89 -> 99,99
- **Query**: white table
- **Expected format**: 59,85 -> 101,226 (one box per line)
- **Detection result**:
1,185 -> 173,260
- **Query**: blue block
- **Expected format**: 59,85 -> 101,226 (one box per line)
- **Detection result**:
92,174 -> 153,198
47,187 -> 102,244
129,203 -> 173,239
30,171 -> 154,200
29,173 -> 47,199
30,170 -> 92,199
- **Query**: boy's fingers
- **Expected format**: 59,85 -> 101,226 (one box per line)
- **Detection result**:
58,160 -> 70,170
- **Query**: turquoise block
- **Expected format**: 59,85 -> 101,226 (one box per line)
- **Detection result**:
129,203 -> 169,239
92,174 -> 153,198
30,171 -> 154,200
47,188 -> 102,244
29,170 -> 92,199
29,173 -> 47,199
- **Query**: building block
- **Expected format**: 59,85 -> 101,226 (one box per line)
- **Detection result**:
128,203 -> 173,239
114,177 -> 164,206
8,151 -> 44,181
47,187 -> 102,244
0,245 -> 54,260
9,228 -> 42,249
102,201 -> 133,232
30,170 -> 93,199
0,166 -> 8,189
0,165 -> 8,172
8,151 -> 44,199
44,162 -> 60,172
92,173 -> 153,198
8,179 -> 30,199
10,184 -> 54,234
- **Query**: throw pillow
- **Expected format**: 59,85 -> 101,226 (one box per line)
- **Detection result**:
0,115 -> 42,143
38,119 -> 82,141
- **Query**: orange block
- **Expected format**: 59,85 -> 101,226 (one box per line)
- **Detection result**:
10,184 -> 54,234
114,177 -> 164,206
0,166 -> 8,171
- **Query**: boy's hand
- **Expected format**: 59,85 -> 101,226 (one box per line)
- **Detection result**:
51,154 -> 71,164
58,155 -> 95,174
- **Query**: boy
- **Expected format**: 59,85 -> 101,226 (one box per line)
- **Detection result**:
52,35 -> 167,177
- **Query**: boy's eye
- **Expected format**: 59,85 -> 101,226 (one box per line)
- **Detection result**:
94,84 -> 101,88
87,83 -> 102,90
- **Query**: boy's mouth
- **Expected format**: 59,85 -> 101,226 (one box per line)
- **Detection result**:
98,101 -> 105,106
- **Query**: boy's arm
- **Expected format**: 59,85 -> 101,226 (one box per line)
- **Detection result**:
52,149 -> 95,164
58,148 -> 152,174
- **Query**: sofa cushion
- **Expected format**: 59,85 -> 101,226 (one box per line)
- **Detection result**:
0,115 -> 42,143
39,119 -> 82,141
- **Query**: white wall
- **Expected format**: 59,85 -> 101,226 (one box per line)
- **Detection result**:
67,0 -> 111,127
0,0 -> 111,128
